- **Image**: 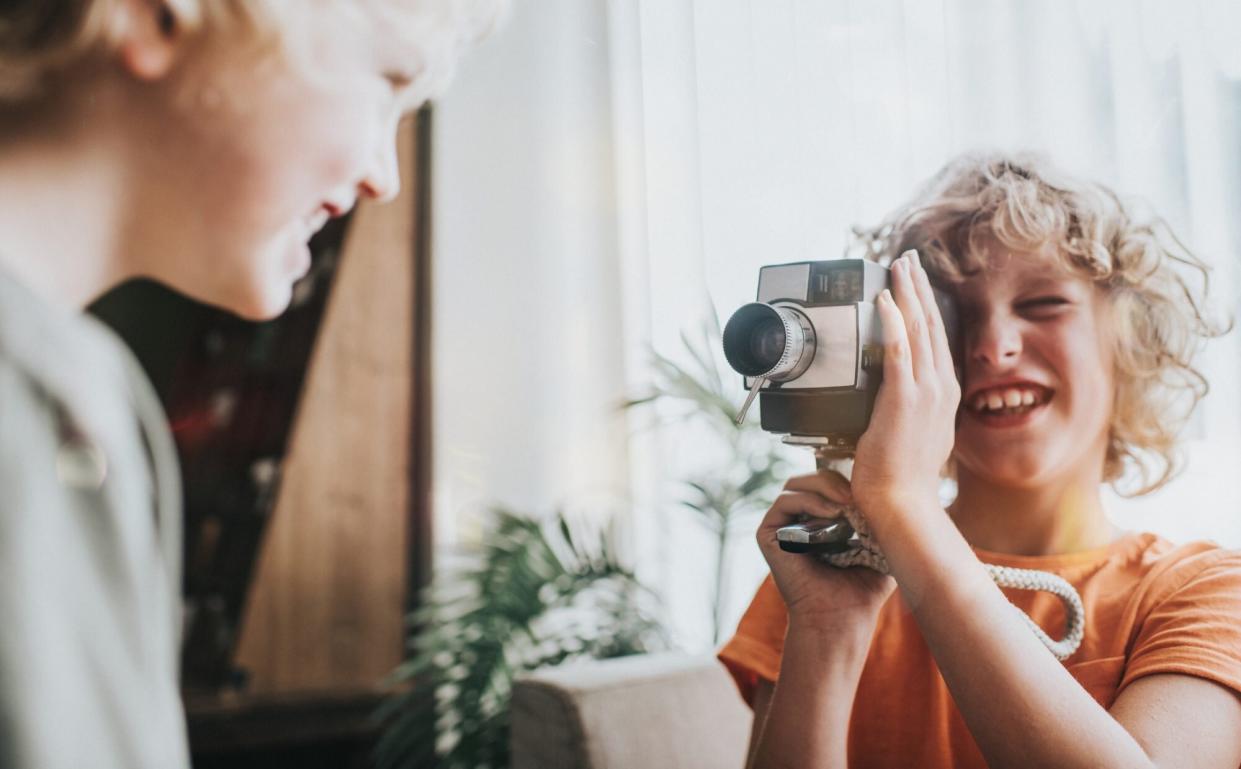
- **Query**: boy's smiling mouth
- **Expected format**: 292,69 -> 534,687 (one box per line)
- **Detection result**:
963,382 -> 1055,426
300,199 -> 353,240
303,208 -> 331,237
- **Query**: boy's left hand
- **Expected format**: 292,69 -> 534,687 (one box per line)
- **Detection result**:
850,250 -> 960,530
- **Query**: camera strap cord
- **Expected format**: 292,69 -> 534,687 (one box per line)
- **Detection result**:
820,501 -> 1086,661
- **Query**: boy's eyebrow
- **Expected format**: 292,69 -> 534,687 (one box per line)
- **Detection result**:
1018,275 -> 1081,293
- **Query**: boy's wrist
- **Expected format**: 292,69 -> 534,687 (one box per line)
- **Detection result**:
786,613 -> 878,663
866,501 -> 995,612
863,494 -> 951,552
863,489 -> 944,526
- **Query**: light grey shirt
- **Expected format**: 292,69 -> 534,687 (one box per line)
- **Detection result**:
0,265 -> 190,769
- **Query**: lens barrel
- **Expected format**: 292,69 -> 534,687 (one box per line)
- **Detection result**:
722,303 -> 816,381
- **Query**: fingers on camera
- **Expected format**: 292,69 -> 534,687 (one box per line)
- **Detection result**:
785,468 -> 849,494
768,491 -> 843,522
781,473 -> 851,505
906,252 -> 953,371
892,252 -> 935,380
876,288 -> 911,384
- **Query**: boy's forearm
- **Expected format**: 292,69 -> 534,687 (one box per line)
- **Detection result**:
873,505 -> 1155,769
750,619 -> 872,769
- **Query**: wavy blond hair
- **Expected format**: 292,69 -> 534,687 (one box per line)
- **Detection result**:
0,0 -> 505,106
854,152 -> 1228,496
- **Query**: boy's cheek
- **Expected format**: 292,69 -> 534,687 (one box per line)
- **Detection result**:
280,104 -> 376,189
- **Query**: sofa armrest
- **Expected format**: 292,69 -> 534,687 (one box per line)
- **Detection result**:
510,652 -> 752,769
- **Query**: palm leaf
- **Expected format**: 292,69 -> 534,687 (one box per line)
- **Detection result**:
375,507 -> 666,769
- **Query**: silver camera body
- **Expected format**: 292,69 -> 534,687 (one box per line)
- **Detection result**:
723,257 -> 954,453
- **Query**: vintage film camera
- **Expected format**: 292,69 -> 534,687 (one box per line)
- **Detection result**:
722,254 -> 957,553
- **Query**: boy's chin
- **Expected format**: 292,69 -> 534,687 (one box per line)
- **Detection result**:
193,278 -> 294,322
957,453 -> 1051,490
229,283 -> 294,321
151,252 -> 298,321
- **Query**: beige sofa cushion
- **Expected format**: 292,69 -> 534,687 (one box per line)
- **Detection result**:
510,652 -> 753,769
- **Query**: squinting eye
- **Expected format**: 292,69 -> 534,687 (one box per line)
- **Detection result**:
1018,296 -> 1071,314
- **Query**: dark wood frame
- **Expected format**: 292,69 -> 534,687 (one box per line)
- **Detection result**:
409,106 -> 435,617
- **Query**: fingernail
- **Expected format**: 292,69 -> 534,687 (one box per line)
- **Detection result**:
881,288 -> 893,303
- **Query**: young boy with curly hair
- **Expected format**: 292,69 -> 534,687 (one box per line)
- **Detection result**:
0,1 -> 500,766
721,153 -> 1241,768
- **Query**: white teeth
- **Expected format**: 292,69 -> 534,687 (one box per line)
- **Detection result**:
968,386 -> 1047,413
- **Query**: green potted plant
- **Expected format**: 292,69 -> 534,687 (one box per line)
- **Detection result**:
375,508 -> 666,769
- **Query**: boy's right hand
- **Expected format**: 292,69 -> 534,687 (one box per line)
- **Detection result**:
758,469 -> 896,629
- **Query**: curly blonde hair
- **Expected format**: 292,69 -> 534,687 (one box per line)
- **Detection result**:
0,0 -> 505,106
854,152 -> 1228,496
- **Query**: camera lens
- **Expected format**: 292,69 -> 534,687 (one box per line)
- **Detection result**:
749,318 -> 786,371
722,303 -> 816,381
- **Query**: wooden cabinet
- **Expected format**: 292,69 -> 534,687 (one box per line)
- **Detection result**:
232,114 -> 423,696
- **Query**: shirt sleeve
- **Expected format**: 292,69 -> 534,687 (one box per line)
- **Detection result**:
717,575 -> 789,707
1120,549 -> 1241,697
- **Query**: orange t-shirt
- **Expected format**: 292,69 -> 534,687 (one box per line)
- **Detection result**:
718,532 -> 1241,768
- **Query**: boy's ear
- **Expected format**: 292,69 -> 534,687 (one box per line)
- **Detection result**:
116,0 -> 181,81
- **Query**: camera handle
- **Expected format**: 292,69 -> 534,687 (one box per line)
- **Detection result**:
735,376 -> 766,425
776,443 -> 1085,661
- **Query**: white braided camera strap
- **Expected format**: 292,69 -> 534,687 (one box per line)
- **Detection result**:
820,502 -> 1086,660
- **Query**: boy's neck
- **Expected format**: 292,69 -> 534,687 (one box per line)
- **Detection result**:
948,466 -> 1121,557
0,91 -> 131,310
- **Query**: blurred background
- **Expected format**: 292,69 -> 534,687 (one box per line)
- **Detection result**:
434,0 -> 1241,654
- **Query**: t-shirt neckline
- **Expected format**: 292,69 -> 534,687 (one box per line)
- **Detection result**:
971,531 -> 1154,571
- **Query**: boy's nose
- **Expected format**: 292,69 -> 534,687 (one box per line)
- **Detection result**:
970,314 -> 1022,368
359,133 -> 401,204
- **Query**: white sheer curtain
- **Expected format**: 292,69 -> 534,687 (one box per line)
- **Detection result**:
433,0 -> 1241,649
431,1 -> 632,546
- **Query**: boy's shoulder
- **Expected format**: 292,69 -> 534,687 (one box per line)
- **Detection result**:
0,263 -> 148,442
1124,532 -> 1241,587
0,263 -> 128,379
1094,532 -> 1241,629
